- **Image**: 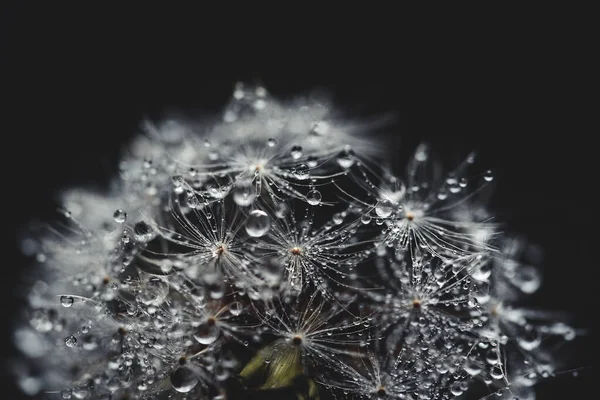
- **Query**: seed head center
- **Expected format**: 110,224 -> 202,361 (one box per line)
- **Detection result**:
215,244 -> 226,257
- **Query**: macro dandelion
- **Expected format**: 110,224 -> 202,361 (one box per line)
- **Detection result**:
12,84 -> 583,400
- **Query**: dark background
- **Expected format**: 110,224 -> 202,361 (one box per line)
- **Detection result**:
3,5 -> 594,399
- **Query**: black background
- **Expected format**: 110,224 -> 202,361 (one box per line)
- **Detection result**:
3,5 -> 594,399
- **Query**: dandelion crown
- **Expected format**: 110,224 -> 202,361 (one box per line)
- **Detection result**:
15,84 -> 580,400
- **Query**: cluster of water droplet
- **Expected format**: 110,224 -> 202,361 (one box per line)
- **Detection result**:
13,84 -> 579,400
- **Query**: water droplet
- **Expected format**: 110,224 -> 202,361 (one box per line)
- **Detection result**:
275,202 -> 288,218
332,213 -> 344,225
267,138 -> 277,147
517,329 -> 541,351
229,301 -> 243,316
233,181 -> 257,206
60,296 -> 74,308
81,335 -> 98,350
245,210 -> 271,237
65,335 -> 77,347
484,169 -> 494,182
306,156 -> 318,168
291,145 -> 303,159
450,382 -> 464,396
71,388 -> 89,399
490,365 -> 504,380
337,152 -> 355,168
414,144 -> 428,161
437,189 -> 448,200
511,265 -> 541,294
170,365 -> 199,393
60,389 -> 72,399
134,221 -> 155,243
361,214 -> 372,224
293,164 -> 310,180
375,200 -> 393,218
113,209 -> 127,223
464,362 -> 482,376
136,278 -> 170,306
306,189 -> 322,206
194,320 -> 220,345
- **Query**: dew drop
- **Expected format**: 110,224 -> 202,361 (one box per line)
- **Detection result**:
136,278 -> 170,306
490,365 -> 504,380
60,296 -> 74,308
437,189 -> 448,200
414,144 -> 428,161
194,320 -> 220,345
291,145 -> 303,159
375,200 -> 393,218
306,189 -> 322,206
464,362 -> 482,376
229,301 -> 243,316
245,210 -> 271,237
233,181 -> 257,206
65,335 -> 77,347
134,221 -> 155,243
113,209 -> 127,223
512,265 -> 541,294
293,164 -> 310,180
170,365 -> 199,393
484,169 -> 494,182
450,382 -> 464,396
71,388 -> 89,399
517,329 -> 541,351
267,138 -> 277,147
337,152 -> 355,169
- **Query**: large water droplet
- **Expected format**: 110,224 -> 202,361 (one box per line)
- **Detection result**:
293,164 -> 310,180
170,365 -> 199,393
489,365 -> 504,380
306,189 -> 322,206
134,221 -> 155,243
375,200 -> 393,218
450,382 -> 464,396
113,209 -> 127,223
361,214 -> 372,224
233,181 -> 257,206
245,210 -> 271,237
60,296 -> 74,308
194,320 -> 220,345
136,278 -> 170,306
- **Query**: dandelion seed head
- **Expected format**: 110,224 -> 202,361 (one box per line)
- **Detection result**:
12,85 -> 581,399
